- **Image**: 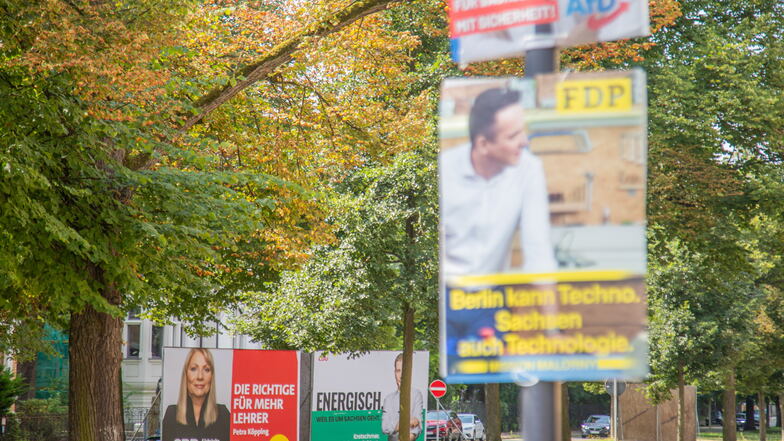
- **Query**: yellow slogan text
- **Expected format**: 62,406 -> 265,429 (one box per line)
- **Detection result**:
494,310 -> 583,332
503,332 -> 630,356
558,283 -> 641,305
504,287 -> 555,307
456,332 -> 631,358
458,337 -> 505,358
450,288 -> 504,310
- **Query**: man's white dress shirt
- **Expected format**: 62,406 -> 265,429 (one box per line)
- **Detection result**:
381,388 -> 424,441
440,143 -> 557,276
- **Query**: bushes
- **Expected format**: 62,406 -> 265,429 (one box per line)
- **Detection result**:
2,399 -> 67,441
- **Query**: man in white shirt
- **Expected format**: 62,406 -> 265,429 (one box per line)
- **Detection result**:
381,353 -> 424,441
440,87 -> 557,278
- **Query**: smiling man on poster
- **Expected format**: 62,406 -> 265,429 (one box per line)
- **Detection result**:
381,353 -> 424,441
440,87 -> 557,277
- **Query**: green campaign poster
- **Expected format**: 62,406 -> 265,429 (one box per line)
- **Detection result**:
311,351 -> 429,441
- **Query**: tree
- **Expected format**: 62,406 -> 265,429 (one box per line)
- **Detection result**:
1,0 -> 412,439
0,368 -> 26,417
0,0 -> 697,439
636,0 -> 784,439
237,149 -> 439,440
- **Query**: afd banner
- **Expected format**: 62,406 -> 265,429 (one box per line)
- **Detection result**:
161,348 -> 299,441
448,0 -> 649,63
311,351 -> 429,441
438,70 -> 648,384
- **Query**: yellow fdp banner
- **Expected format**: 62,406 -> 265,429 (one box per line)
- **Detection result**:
556,77 -> 633,113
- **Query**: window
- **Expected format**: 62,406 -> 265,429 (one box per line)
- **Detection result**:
126,324 -> 140,359
150,326 -> 163,359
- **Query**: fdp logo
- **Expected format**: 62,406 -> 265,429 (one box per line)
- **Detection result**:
566,0 -> 631,30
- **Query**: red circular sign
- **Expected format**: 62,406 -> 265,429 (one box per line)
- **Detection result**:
429,379 -> 447,399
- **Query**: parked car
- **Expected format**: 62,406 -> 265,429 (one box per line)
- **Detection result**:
458,413 -> 485,441
426,410 -> 451,440
580,414 -> 611,438
707,410 -> 722,425
736,413 -> 747,431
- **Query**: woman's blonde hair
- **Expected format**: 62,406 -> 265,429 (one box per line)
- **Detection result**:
176,348 -> 218,426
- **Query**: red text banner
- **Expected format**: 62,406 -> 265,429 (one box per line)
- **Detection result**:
230,351 -> 299,441
449,0 -> 559,37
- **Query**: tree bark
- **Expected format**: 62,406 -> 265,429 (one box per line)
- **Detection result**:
16,360 -> 37,400
745,396 -> 755,431
399,302 -> 414,441
780,394 -> 784,440
775,395 -> 781,428
722,371 -> 737,441
759,391 -> 767,441
181,0 -> 402,132
559,382 -> 570,441
485,383 -> 501,441
68,271 -> 124,441
678,364 -> 685,441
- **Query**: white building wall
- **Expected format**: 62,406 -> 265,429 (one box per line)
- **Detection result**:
121,314 -> 261,409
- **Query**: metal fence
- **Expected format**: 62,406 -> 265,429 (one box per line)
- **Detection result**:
9,414 -> 68,441
124,406 -> 155,441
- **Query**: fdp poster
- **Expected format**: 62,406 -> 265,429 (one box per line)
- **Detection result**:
162,348 -> 299,441
311,351 -> 429,441
448,0 -> 650,63
439,70 -> 648,383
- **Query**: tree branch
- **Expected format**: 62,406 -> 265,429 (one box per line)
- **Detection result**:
179,0 -> 401,133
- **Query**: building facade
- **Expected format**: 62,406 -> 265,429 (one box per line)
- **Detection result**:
121,311 -> 261,408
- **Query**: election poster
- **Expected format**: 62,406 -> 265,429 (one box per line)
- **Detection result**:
448,0 -> 650,63
162,348 -> 299,441
311,351 -> 429,441
438,70 -> 648,383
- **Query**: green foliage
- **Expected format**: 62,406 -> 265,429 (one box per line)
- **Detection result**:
647,237 -> 757,398
0,368 -> 26,417
8,398 -> 68,441
0,63 -> 298,341
235,149 -> 439,352
640,0 -> 784,401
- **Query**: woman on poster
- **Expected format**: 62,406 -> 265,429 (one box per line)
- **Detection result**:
162,348 -> 231,441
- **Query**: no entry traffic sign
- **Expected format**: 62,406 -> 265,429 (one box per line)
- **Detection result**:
430,379 -> 447,399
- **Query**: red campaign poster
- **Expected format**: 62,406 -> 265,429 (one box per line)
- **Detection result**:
448,0 -> 559,38
230,351 -> 299,441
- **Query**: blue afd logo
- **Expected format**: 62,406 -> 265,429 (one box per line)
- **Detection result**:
567,0 -> 622,15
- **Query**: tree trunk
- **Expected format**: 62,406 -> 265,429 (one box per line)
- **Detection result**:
399,302 -> 414,441
775,395 -> 781,428
17,360 -> 37,400
745,396 -> 755,431
759,391 -> 767,441
780,394 -> 784,440
678,364 -> 685,441
560,382 -> 570,441
485,383 -> 501,441
68,273 -> 124,441
722,371 -> 737,441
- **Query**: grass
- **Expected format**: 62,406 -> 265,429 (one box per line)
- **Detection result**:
698,428 -> 783,441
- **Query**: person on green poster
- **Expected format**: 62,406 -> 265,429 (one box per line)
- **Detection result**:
381,353 -> 424,441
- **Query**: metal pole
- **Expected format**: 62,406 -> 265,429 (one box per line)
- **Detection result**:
524,24 -> 556,76
613,379 -> 619,440
522,382 -> 556,441
520,21 -> 559,441
436,398 -> 441,441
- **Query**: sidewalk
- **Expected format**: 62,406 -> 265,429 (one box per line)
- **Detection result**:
499,427 -> 784,441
